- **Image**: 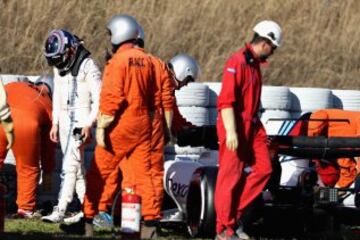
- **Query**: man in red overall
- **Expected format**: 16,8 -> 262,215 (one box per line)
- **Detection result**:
215,20 -> 283,240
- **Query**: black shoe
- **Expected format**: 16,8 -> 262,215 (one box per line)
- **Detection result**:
59,217 -> 86,235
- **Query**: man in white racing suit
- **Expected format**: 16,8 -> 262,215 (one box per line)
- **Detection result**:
41,29 -> 102,223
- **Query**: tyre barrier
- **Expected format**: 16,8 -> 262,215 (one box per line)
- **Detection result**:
176,83 -> 209,107
178,107 -> 209,126
332,89 -> 360,111
290,87 -> 333,112
0,74 -> 28,85
203,82 -> 221,107
261,86 -> 292,111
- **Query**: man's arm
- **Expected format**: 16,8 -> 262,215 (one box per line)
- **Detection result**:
84,59 -> 102,127
0,79 -> 13,149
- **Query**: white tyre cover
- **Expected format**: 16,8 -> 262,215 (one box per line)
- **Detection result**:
260,110 -> 291,135
174,145 -> 207,155
290,87 -> 333,112
26,75 -> 41,83
178,107 -> 209,126
261,86 -> 291,110
0,74 -> 28,85
203,82 -> 221,107
332,89 -> 360,111
176,83 -> 209,107
209,107 -> 218,126
280,156 -> 309,187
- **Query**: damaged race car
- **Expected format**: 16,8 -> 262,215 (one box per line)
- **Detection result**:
160,112 -> 360,238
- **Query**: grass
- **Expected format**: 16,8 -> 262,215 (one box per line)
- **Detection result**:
1,0 -> 360,89
2,218 -> 194,240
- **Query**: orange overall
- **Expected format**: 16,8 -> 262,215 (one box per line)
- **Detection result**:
120,54 -> 174,220
308,109 -> 359,188
0,82 -> 55,211
83,46 -> 157,220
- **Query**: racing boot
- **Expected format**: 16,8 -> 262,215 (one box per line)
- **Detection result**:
64,211 -> 84,224
235,221 -> 250,240
214,230 -> 240,240
41,206 -> 65,223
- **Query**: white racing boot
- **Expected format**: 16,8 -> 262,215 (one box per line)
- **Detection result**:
64,211 -> 84,224
41,206 -> 65,223
235,222 -> 250,240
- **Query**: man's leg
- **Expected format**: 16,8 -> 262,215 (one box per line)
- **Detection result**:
215,138 -> 244,237
236,126 -> 272,219
149,116 -> 165,219
12,119 -> 40,214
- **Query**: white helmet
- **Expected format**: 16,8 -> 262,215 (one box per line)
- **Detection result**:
168,54 -> 200,82
106,14 -> 140,45
35,74 -> 54,96
253,20 -> 282,47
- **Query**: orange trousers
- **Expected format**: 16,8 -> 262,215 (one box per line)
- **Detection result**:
83,113 -> 157,219
118,113 -> 165,220
0,112 -> 44,210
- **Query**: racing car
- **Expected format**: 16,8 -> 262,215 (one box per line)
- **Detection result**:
160,113 -> 360,238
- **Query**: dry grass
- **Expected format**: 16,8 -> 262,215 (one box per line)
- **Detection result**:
1,0 -> 360,89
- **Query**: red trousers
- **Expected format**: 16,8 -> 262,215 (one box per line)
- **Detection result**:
215,120 -> 272,236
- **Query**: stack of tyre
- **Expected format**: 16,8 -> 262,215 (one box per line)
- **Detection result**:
165,83 -> 211,161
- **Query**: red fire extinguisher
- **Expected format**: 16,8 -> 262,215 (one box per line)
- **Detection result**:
120,188 -> 141,238
0,183 -> 6,233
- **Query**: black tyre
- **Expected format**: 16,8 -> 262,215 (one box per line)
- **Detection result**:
186,166 -> 218,238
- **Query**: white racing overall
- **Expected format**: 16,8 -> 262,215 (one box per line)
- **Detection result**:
52,58 -> 101,212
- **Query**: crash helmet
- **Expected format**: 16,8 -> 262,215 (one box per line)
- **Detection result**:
253,20 -> 282,47
106,14 -> 140,45
43,29 -> 79,71
136,23 -> 145,48
168,54 -> 200,82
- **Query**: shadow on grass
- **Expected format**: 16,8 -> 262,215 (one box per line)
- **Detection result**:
0,232 -> 114,240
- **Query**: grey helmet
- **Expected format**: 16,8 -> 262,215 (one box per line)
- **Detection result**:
135,23 -> 145,48
168,54 -> 200,82
35,74 -> 54,96
106,14 -> 140,45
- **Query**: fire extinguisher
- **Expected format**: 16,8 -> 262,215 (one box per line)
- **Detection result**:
120,188 -> 142,237
0,183 -> 6,233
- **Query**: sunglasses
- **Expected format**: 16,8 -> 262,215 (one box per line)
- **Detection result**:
265,39 -> 277,51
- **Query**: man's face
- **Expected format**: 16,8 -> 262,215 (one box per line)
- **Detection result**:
259,39 -> 277,61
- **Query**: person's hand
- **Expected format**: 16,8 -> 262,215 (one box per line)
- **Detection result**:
49,124 -> 59,143
96,127 -> 106,148
81,126 -> 92,144
42,172 -> 52,192
226,129 -> 238,151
